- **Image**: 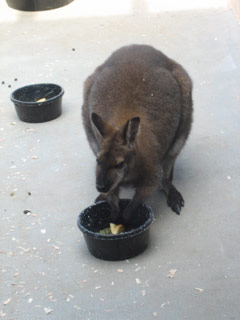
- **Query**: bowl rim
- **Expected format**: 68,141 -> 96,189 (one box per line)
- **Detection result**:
77,200 -> 154,240
10,83 -> 64,105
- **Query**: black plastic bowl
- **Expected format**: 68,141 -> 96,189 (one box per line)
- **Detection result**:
6,0 -> 74,12
11,83 -> 64,123
77,200 -> 154,261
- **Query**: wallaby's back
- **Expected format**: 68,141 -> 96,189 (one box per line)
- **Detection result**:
83,44 -> 192,160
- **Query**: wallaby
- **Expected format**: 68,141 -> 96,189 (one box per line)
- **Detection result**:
82,44 -> 193,223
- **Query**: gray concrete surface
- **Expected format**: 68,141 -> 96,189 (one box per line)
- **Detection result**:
1,0 -> 240,319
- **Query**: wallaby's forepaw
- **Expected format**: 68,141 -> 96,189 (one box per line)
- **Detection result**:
95,194 -> 106,203
122,205 -> 134,225
110,210 -> 122,225
167,187 -> 184,215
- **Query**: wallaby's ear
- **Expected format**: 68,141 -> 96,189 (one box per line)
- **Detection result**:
91,113 -> 107,137
123,117 -> 140,147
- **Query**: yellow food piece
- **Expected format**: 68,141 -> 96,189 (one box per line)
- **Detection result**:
110,223 -> 125,234
36,97 -> 46,103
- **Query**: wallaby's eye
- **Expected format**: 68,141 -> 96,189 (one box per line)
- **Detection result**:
96,158 -> 100,165
115,161 -> 124,169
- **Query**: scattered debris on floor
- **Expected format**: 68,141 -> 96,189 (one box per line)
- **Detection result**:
135,266 -> 141,272
94,286 -> 102,290
48,293 -> 56,303
23,210 -> 31,215
161,301 -> 170,308
44,307 -> 53,315
141,290 -> 146,296
25,128 -> 35,132
168,269 -> 177,278
3,298 -> 11,305
52,245 -> 60,250
0,310 -> 6,317
73,305 -> 81,310
66,295 -> 74,302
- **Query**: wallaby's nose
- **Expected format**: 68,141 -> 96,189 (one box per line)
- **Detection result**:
96,184 -> 109,193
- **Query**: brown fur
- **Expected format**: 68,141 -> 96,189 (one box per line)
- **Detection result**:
82,44 -> 193,223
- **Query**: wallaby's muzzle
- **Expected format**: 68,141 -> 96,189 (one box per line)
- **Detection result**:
96,183 -> 110,193
96,170 -> 112,193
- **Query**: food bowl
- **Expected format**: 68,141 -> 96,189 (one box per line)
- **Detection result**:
77,199 -> 154,261
6,0 -> 74,12
10,83 -> 64,123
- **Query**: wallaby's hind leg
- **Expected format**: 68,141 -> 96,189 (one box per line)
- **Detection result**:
169,167 -> 174,182
162,152 -> 184,215
162,127 -> 191,214
162,177 -> 184,215
162,153 -> 176,181
161,63 -> 193,214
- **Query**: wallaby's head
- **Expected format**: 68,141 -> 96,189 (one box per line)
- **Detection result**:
91,112 -> 140,194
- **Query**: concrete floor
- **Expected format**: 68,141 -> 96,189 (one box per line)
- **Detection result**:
1,0 -> 240,319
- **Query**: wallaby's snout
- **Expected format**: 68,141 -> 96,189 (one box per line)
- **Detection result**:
95,147 -> 127,194
96,165 -> 112,193
96,181 -> 110,194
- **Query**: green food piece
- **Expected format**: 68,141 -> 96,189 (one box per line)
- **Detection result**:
99,227 -> 111,235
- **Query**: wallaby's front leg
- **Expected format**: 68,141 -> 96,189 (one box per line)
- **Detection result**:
108,189 -> 121,223
95,188 -> 121,223
95,193 -> 107,203
122,185 -> 157,224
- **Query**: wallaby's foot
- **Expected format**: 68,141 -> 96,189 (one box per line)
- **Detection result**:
109,209 -> 122,224
167,186 -> 184,215
122,203 -> 139,225
95,193 -> 106,203
122,205 -> 132,224
95,194 -> 121,223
